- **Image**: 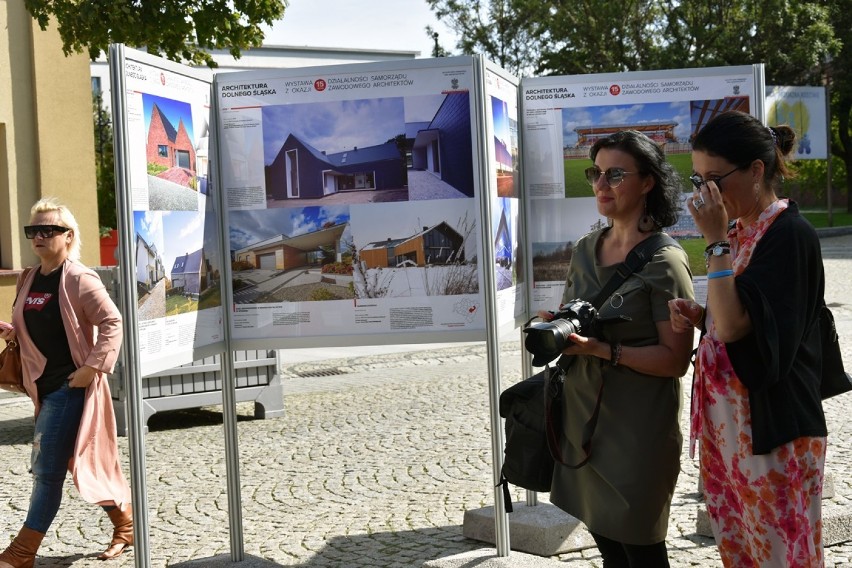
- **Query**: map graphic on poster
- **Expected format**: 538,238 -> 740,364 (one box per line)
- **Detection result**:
766,85 -> 828,160
115,49 -> 225,376
215,58 -> 488,344
522,67 -> 761,312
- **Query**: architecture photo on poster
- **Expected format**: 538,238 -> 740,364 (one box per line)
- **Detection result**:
350,199 -> 478,299
491,96 -> 518,198
260,93 -> 474,206
230,205 -> 353,304
142,93 -> 208,211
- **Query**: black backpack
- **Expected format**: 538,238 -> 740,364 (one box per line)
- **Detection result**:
498,370 -> 555,494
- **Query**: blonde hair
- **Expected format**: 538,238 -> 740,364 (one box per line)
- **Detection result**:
30,197 -> 81,261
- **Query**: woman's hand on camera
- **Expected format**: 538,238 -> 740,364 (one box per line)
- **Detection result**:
68,365 -> 98,388
561,333 -> 608,359
668,298 -> 704,333
537,310 -> 555,322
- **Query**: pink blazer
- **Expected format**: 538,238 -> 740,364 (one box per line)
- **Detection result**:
12,261 -> 131,508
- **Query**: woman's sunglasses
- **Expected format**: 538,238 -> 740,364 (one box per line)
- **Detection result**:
584,166 -> 637,188
24,225 -> 71,239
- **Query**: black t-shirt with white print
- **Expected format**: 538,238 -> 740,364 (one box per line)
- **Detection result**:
22,264 -> 76,400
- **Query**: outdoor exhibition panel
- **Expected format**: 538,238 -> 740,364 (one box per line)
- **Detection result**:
110,46 -> 226,378
520,64 -> 765,313
109,46 -> 283,429
110,44 -> 234,567
213,56 -> 527,350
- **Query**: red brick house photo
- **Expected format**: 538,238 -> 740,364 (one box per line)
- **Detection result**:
146,101 -> 197,188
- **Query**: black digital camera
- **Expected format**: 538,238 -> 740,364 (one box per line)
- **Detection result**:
523,299 -> 598,367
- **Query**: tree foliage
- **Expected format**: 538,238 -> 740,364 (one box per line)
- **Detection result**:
660,0 -> 836,85
25,0 -> 287,66
93,94 -> 116,232
425,0 -> 549,77
428,0 -> 850,206
827,0 -> 852,209
538,1 -> 664,75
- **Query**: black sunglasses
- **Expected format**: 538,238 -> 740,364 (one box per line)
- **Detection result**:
584,166 -> 637,188
689,167 -> 739,192
24,225 -> 71,239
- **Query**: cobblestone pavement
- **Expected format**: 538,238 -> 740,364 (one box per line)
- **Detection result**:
1,235 -> 851,567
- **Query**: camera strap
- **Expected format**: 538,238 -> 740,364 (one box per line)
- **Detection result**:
546,231 -> 678,469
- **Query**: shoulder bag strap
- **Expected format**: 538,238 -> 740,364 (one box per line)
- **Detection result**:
547,232 -> 677,469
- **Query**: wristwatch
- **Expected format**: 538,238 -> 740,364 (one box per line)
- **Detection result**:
704,241 -> 730,265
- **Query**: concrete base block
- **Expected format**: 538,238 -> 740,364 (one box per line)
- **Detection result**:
422,547 -> 566,567
696,506 -> 713,538
824,502 -> 852,546
697,501 -> 852,546
824,472 -> 836,499
463,502 -> 595,556
170,553 -> 279,567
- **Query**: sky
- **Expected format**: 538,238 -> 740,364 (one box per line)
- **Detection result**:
262,0 -> 459,58
229,206 -> 351,251
260,94 -> 446,163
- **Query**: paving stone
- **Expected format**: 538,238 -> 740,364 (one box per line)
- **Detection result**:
0,234 -> 851,567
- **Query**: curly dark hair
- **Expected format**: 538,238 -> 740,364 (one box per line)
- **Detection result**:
589,130 -> 683,229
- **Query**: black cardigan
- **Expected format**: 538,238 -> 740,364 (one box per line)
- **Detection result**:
723,203 -> 828,455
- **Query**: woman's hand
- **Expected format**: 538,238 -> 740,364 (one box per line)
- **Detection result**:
560,333 -> 608,360
688,181 -> 729,244
68,365 -> 98,388
669,298 -> 704,333
0,321 -> 15,343
536,310 -> 555,321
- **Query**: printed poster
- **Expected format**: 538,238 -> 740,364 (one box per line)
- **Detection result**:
766,85 -> 828,159
522,66 -> 762,312
114,47 -> 225,376
215,57 -> 488,344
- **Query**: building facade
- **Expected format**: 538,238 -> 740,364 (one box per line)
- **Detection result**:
1,0 -> 100,312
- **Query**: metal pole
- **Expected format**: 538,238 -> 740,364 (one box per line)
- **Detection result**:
473,55 -> 511,557
826,83 -> 834,227
108,43 -> 151,568
209,81 -> 245,561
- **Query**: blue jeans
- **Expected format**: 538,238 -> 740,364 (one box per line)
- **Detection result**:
24,381 -> 85,533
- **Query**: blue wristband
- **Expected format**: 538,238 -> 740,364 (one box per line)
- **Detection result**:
707,269 -> 734,280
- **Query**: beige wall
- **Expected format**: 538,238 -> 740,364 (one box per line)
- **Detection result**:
0,0 -> 99,316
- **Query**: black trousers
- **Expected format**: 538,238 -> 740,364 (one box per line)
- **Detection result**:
589,531 -> 670,568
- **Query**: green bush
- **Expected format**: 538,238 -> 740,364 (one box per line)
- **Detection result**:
309,287 -> 338,301
147,163 -> 168,176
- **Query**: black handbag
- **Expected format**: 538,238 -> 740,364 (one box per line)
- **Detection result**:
819,302 -> 852,399
497,233 -> 677,509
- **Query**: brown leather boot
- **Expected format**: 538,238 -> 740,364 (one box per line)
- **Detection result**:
0,526 -> 45,568
98,504 -> 133,560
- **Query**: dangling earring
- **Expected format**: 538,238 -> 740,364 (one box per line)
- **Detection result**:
638,198 -> 656,233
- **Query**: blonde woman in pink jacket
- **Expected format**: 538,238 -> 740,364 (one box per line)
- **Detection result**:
0,198 -> 132,567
